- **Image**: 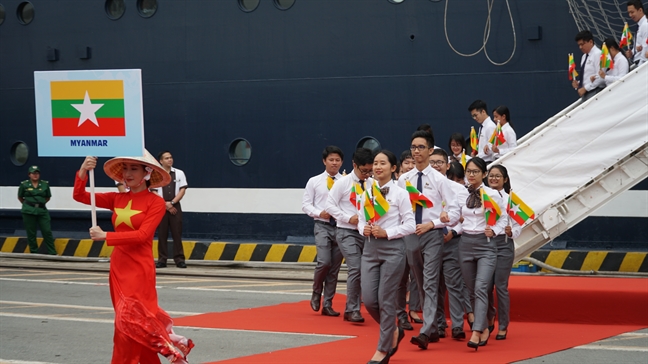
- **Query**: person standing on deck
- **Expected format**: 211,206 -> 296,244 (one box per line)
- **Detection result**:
18,165 -> 56,255
468,100 -> 497,164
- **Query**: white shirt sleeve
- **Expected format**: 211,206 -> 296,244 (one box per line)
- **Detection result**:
301,177 -> 320,218
385,191 -> 416,240
326,179 -> 353,225
494,124 -> 517,157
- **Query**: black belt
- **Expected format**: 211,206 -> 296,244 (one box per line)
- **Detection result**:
24,201 -> 46,208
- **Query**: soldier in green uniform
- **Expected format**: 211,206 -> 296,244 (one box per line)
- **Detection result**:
17,166 -> 56,255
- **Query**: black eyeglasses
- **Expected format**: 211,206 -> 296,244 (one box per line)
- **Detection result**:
430,160 -> 446,167
410,145 -> 428,151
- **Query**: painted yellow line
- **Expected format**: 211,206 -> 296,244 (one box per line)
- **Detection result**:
542,251 -> 570,272
204,243 -> 225,260
234,243 -> 257,261
265,244 -> 289,262
619,252 -> 646,272
298,246 -> 317,263
581,251 -> 607,271
0,237 -> 19,253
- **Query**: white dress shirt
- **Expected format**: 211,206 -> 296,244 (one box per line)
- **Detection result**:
326,172 -> 366,230
491,122 -> 517,158
460,183 -> 506,236
153,167 -> 188,196
302,171 -> 343,223
397,165 -> 460,228
447,180 -> 469,235
599,51 -> 630,86
581,45 -> 605,92
633,16 -> 647,65
357,180 -> 416,240
477,117 -> 497,162
498,190 -> 522,239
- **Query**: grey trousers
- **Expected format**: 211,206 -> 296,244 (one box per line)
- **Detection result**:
405,229 -> 444,336
396,259 -> 421,321
312,221 -> 343,308
435,236 -> 473,329
336,227 -> 365,313
361,237 -> 406,353
459,233 -> 496,332
487,235 -> 514,331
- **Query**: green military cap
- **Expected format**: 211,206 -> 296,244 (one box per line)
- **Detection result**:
28,165 -> 40,173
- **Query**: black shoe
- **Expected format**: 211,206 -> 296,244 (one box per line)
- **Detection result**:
367,353 -> 390,364
452,327 -> 466,339
479,338 -> 489,347
488,324 -> 495,334
176,261 -> 187,268
155,261 -> 167,268
398,316 -> 413,331
467,340 -> 479,351
343,311 -> 365,323
410,333 -> 429,350
321,307 -> 340,317
408,311 -> 423,324
310,292 -> 321,312
389,326 -> 405,356
438,327 -> 447,338
428,331 -> 440,343
496,331 -> 508,340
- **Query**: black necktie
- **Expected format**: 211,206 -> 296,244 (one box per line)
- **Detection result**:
359,179 -> 365,192
415,172 -> 423,224
579,53 -> 589,88
329,176 -> 336,226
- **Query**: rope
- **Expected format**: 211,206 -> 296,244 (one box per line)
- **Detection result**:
520,257 -> 648,277
443,0 -> 517,66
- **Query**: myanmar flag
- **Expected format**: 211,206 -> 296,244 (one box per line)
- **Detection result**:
470,126 -> 478,152
405,180 -> 433,210
371,182 -> 390,220
51,80 -> 125,136
481,188 -> 501,226
507,191 -> 535,225
489,122 -> 506,146
363,189 -> 376,223
350,182 -> 362,210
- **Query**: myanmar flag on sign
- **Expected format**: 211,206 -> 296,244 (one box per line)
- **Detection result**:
50,80 -> 126,136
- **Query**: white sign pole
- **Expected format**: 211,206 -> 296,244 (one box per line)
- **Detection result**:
89,169 -> 97,227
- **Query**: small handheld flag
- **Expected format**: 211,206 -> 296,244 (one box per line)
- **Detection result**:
568,53 -> 579,81
488,122 -> 506,147
507,191 -> 535,225
461,149 -> 467,168
350,182 -> 362,210
405,180 -> 433,211
370,182 -> 390,222
481,188 -> 502,226
363,189 -> 376,223
470,126 -> 479,153
599,43 -> 614,70
619,23 -> 633,49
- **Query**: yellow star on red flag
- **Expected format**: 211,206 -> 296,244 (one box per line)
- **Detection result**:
114,200 -> 142,229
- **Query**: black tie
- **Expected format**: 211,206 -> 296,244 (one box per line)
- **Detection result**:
329,176 -> 336,226
359,179 -> 365,192
415,172 -> 423,225
579,53 -> 589,89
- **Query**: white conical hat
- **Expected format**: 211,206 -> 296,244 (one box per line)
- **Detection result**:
103,149 -> 171,189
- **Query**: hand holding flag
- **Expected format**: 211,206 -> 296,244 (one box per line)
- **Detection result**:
488,122 -> 506,147
619,23 -> 633,50
599,43 -> 614,70
568,53 -> 579,81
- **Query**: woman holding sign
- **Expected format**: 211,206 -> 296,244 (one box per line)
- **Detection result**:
458,157 -> 505,350
359,150 -> 415,364
73,151 -> 193,364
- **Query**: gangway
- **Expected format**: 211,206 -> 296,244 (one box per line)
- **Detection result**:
491,63 -> 648,262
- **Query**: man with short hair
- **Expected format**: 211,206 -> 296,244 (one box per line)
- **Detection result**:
572,30 -> 605,100
155,151 -> 188,269
626,0 -> 647,66
326,148 -> 374,323
596,38 -> 630,86
398,132 -> 460,349
302,146 -> 345,316
468,100 -> 497,164
18,166 -> 56,255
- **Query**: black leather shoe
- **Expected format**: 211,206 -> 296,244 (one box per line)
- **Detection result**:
452,327 -> 466,339
410,333 -> 429,350
367,354 -> 390,364
389,326 -> 405,356
467,340 -> 479,351
408,311 -> 423,324
310,292 -> 321,312
176,261 -> 187,268
428,331 -> 440,343
321,307 -> 340,317
155,261 -> 167,268
343,311 -> 365,323
496,331 -> 507,340
398,316 -> 413,331
438,327 -> 447,338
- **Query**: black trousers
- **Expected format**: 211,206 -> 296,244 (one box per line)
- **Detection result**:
157,206 -> 185,263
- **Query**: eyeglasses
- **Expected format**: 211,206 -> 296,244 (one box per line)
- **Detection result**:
471,113 -> 479,119
488,174 -> 503,180
465,169 -> 482,176
358,167 -> 373,176
410,145 -> 429,151
429,160 -> 446,167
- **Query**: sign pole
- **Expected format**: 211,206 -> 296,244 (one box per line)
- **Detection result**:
89,169 -> 97,227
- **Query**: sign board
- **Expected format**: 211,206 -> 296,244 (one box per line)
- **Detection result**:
34,69 -> 145,157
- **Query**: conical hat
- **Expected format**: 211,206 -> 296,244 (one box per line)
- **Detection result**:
103,149 -> 171,189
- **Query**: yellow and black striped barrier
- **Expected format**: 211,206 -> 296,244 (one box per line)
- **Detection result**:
1,237 -> 646,271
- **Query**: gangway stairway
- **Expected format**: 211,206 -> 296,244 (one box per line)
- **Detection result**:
491,62 -> 648,262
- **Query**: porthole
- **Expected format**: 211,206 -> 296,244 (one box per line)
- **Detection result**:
357,137 -> 381,153
10,141 -> 29,166
239,0 -> 260,12
105,0 -> 125,20
274,0 -> 295,10
16,1 -> 34,25
0,4 -> 6,25
229,138 -> 252,166
137,0 -> 157,18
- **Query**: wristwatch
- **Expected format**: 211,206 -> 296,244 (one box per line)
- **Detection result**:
170,201 -> 175,205
451,229 -> 458,238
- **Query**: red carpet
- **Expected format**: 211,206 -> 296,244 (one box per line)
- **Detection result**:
173,276 -> 648,363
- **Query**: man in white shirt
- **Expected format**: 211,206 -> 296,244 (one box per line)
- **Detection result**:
626,0 -> 647,66
302,146 -> 345,317
595,38 -> 630,86
154,151 -> 189,268
325,147 -> 374,323
398,131 -> 460,349
572,30 -> 605,100
468,100 -> 497,164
